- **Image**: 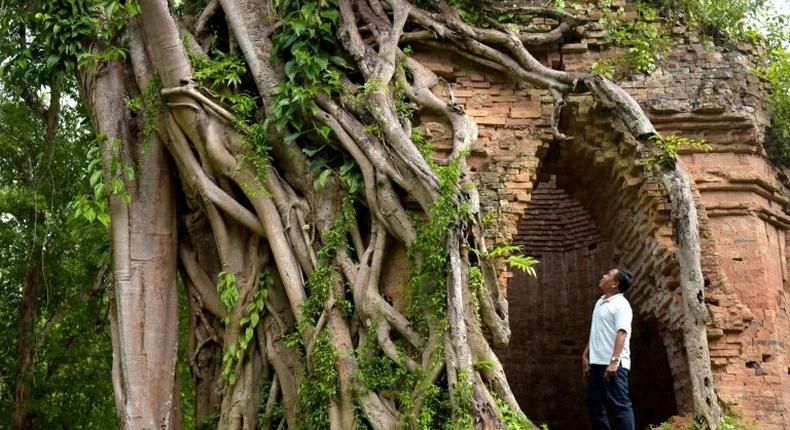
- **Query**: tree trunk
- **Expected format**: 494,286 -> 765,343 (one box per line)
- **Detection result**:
13,83 -> 61,430
660,163 -> 722,427
80,49 -> 180,429
14,246 -> 41,430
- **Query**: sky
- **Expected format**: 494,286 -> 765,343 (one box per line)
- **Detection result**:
767,0 -> 789,15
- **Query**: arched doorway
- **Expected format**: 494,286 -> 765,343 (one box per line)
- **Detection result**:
496,174 -> 678,429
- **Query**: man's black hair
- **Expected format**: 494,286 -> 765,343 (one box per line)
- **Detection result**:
616,267 -> 634,293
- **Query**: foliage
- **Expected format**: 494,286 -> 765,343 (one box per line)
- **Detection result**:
593,0 -> 790,167
72,142 -> 111,228
127,74 -> 164,147
471,244 -> 540,277
756,15 -> 790,164
216,271 -> 239,322
221,276 -> 268,385
598,0 -> 672,77
292,194 -> 355,427
356,326 -> 418,394
716,414 -> 752,430
301,194 -> 355,328
176,277 -> 196,430
505,255 -> 540,277
268,0 -> 344,143
298,329 -> 339,429
494,394 -> 539,430
105,134 -> 136,203
245,122 -> 274,176
596,0 -> 768,79
648,413 -> 752,430
655,0 -> 766,42
451,371 -> 475,429
0,0 -> 138,89
407,150 -> 470,331
648,133 -> 710,167
186,41 -> 258,123
590,59 -> 616,80
0,86 -> 114,427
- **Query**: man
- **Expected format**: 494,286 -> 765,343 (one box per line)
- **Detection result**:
582,267 -> 635,430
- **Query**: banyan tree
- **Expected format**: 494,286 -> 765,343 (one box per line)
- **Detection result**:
11,0 -> 726,428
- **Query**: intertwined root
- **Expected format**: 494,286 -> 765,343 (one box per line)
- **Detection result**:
82,0 -> 720,428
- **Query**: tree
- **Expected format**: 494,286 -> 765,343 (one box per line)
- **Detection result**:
0,76 -> 115,429
0,2 -> 117,426
3,0 -> 741,428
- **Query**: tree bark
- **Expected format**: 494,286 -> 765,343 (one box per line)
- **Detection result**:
660,162 -> 722,427
80,52 -> 180,429
14,246 -> 41,430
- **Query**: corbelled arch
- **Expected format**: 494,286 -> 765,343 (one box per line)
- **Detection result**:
495,102 -> 702,427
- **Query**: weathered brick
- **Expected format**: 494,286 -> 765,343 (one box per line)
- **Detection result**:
510,103 -> 542,119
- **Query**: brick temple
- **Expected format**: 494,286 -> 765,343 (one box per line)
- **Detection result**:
410,9 -> 789,429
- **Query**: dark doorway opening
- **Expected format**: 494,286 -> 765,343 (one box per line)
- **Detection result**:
495,177 -> 678,429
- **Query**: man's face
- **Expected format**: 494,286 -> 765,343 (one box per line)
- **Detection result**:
598,268 -> 619,294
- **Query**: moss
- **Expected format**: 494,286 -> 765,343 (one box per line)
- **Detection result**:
298,329 -> 339,429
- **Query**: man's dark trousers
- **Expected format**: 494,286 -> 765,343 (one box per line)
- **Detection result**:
587,364 -> 635,430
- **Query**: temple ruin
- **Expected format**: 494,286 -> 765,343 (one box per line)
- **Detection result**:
414,11 -> 790,429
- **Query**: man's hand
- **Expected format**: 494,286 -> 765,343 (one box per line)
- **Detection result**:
582,354 -> 590,377
604,361 -> 618,381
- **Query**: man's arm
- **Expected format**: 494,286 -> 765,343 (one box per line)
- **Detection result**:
605,329 -> 627,379
582,342 -> 590,377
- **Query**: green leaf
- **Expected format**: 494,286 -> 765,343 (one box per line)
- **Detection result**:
111,177 -> 124,194
123,165 -> 135,181
506,255 -> 539,277
313,168 -> 332,190
45,54 -> 60,70
93,183 -> 105,200
84,206 -> 96,222
284,131 -> 303,145
473,359 -> 496,370
97,212 -> 111,228
489,244 -> 523,258
89,170 -> 103,187
302,145 -> 324,157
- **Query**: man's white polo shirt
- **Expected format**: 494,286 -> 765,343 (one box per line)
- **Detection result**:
589,293 -> 633,370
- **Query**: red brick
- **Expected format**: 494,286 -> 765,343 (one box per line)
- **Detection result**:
510,103 -> 542,119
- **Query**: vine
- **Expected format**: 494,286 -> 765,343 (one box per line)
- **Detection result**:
294,193 -> 355,427
301,193 -> 355,328
406,152 -> 469,332
298,329 -> 339,429
72,133 -> 135,230
220,273 -> 269,385
127,74 -> 163,147
757,15 -> 790,164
